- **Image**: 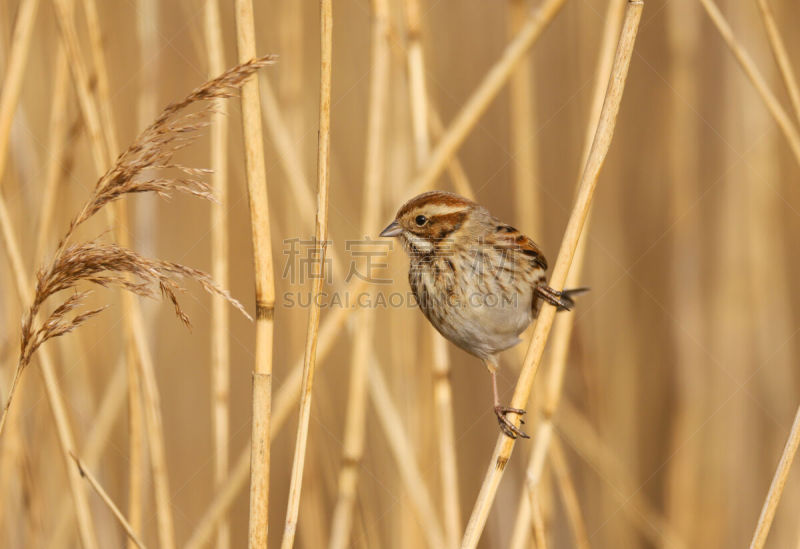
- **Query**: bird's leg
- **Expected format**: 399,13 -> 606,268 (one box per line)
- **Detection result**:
490,368 -> 529,439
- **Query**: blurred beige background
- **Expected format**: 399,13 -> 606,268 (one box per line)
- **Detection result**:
2,0 -> 800,547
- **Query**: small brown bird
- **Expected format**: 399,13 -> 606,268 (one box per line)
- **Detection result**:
380,191 -> 583,438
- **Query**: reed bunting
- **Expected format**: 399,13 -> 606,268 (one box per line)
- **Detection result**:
380,191 -> 584,438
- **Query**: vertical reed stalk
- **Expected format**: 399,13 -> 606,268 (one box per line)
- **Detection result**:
665,0 -> 704,544
461,4 -> 643,546
186,292 -> 364,549
258,76 -> 344,278
409,0 -> 568,195
749,404 -> 800,549
328,1 -> 388,548
280,2 -> 333,547
0,0 -> 38,185
234,2 -> 277,548
755,0 -> 800,124
508,0 -> 542,238
508,1 -> 625,546
33,44 -> 70,264
403,1 -> 461,546
205,2 -> 231,548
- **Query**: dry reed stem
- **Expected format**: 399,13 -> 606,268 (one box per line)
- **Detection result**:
401,1 -> 462,546
257,76 -> 345,280
698,0 -> 800,166
409,0 -> 568,196
509,0 -> 625,544
527,485 -> 547,549
755,0 -> 800,125
0,2 -> 99,546
280,2 -> 332,546
368,360 -> 447,549
65,3 -> 179,543
70,452 -> 148,549
0,0 -> 38,185
79,2 -> 150,543
508,0 -> 542,239
0,198 -> 100,549
426,109 -> 475,200
383,21 -> 476,200
327,0 -> 388,547
460,3 -> 643,546
4,56 -> 268,549
232,4 -> 278,549
549,435 -> 590,549
558,401 -> 685,548
404,0 -> 430,168
33,44 -> 71,264
749,404 -> 800,549
204,2 -> 231,548
47,358 -> 127,549
186,289 -> 361,549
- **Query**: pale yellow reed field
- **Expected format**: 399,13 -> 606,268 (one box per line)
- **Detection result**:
2,0 -> 800,548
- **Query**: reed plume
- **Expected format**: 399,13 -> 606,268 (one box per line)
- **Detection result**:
0,56 -> 275,438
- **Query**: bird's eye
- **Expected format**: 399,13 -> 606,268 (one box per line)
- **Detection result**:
415,215 -> 428,226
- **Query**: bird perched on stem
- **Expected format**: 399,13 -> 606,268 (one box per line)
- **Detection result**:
380,190 -> 584,438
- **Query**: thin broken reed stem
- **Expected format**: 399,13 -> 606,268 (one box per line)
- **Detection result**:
280,2 -> 333,547
460,3 -> 643,546
749,404 -> 800,549
70,453 -> 148,549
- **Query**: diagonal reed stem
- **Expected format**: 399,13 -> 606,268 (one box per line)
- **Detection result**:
460,3 -> 643,546
70,453 -> 148,549
698,0 -> 800,167
754,0 -> 800,126
508,0 -> 625,545
749,403 -> 800,549
280,1 -> 332,547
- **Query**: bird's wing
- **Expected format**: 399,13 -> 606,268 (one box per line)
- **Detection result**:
491,223 -> 548,271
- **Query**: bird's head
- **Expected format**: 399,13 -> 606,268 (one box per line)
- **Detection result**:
379,191 -> 479,255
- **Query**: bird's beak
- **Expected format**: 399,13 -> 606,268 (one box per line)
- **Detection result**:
380,220 -> 402,237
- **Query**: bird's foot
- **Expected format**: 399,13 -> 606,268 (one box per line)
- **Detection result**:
494,405 -> 529,439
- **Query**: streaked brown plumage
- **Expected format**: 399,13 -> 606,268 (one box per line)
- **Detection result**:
380,190 -> 582,438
